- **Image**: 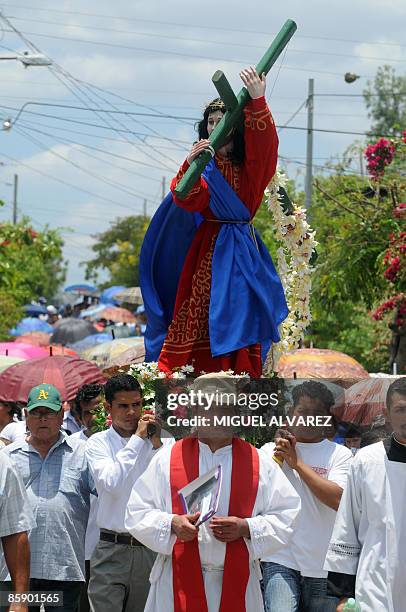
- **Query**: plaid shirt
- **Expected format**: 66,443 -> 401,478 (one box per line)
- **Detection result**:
2,433 -> 95,581
0,452 -> 35,538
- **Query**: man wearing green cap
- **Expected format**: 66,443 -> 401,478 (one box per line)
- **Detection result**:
1,383 -> 96,612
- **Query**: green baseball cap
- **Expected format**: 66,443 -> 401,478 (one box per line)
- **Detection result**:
27,384 -> 62,412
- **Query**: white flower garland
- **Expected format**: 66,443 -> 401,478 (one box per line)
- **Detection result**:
265,169 -> 317,369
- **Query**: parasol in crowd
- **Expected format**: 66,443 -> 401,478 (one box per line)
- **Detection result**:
100,286 -> 126,305
70,333 -> 113,354
0,356 -> 24,373
64,283 -> 96,295
0,342 -> 48,359
82,337 -> 144,369
15,332 -> 51,347
9,317 -> 53,336
51,318 -> 98,345
114,287 -> 143,305
277,348 -> 369,379
0,355 -> 105,402
333,377 -> 403,426
96,307 -> 136,324
23,303 -> 48,317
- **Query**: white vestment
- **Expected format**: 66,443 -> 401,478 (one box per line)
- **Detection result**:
125,440 -> 301,612
324,441 -> 406,611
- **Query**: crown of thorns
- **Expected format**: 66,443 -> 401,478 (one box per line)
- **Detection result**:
205,99 -> 226,113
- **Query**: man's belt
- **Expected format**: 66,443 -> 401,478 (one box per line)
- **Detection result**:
100,530 -> 144,547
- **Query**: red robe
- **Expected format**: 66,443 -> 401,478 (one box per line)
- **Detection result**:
158,97 -> 278,377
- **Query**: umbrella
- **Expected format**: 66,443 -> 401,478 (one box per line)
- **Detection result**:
0,342 -> 48,359
333,377 -> 404,426
9,317 -> 53,336
100,286 -> 126,305
79,303 -> 111,319
0,355 -> 105,402
104,324 -> 133,339
97,307 -> 136,324
0,356 -> 24,373
109,343 -> 145,367
15,332 -> 51,347
51,318 -> 98,345
277,348 -> 369,379
70,333 -> 113,354
114,287 -> 143,305
82,337 -> 144,368
23,303 -> 47,317
64,283 -> 96,295
47,345 -> 79,357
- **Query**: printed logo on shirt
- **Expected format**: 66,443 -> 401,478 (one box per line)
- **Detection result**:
311,466 -> 329,478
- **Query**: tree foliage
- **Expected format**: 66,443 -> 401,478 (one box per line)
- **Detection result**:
0,218 -> 66,304
84,215 -> 150,288
363,65 -> 406,137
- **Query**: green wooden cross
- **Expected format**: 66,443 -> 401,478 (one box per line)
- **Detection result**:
174,18 -> 297,213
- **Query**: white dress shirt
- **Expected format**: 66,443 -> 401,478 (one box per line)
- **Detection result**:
86,425 -> 174,533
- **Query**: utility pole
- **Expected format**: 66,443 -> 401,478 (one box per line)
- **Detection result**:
305,78 -> 314,211
143,198 -> 147,218
161,176 -> 166,200
12,173 -> 18,224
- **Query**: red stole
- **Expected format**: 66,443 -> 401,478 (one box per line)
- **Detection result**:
170,437 -> 260,612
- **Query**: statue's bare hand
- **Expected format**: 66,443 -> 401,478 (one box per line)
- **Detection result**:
240,66 -> 266,99
187,139 -> 212,164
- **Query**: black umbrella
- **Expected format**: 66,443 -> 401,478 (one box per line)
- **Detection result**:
51,318 -> 98,346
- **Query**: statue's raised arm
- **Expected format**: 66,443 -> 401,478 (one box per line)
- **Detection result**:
174,19 -> 297,200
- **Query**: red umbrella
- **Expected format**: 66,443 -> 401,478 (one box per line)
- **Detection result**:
0,342 -> 48,359
47,345 -> 79,357
334,377 -> 399,426
15,332 -> 52,347
0,355 -> 105,402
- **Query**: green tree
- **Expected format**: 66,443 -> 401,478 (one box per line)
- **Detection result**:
363,65 -> 406,137
0,291 -> 23,341
84,215 -> 150,288
0,218 -> 66,304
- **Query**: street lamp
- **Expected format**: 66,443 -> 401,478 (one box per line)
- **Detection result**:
0,52 -> 52,67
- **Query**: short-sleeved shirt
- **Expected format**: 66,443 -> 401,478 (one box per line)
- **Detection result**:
2,433 -> 95,581
260,439 -> 352,577
0,452 -> 35,538
0,421 -> 27,444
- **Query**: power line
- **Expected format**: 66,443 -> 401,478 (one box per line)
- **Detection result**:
0,27 -> 372,78
4,14 -> 406,64
3,3 -> 406,49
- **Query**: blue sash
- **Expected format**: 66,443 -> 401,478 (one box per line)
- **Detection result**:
140,160 -> 288,362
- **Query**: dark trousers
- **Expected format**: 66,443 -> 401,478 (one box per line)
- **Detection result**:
30,579 -> 83,612
79,561 -> 90,612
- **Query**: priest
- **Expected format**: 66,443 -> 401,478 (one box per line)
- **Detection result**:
125,374 -> 300,612
325,377 -> 406,611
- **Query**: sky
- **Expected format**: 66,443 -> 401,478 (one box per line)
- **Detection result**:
0,0 -> 405,289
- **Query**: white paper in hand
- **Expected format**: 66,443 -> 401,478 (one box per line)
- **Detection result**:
178,465 -> 222,527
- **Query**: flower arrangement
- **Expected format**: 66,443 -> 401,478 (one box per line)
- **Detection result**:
265,170 -> 317,368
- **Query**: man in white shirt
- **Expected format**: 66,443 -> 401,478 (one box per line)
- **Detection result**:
325,377 -> 406,611
125,374 -> 301,612
85,374 -> 173,612
70,383 -> 104,612
0,421 -> 27,447
260,380 -> 352,612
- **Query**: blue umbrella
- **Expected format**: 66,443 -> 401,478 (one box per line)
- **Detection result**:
10,317 -> 53,336
79,303 -> 115,319
64,283 -> 96,295
70,332 -> 113,353
100,286 -> 126,305
23,303 -> 48,317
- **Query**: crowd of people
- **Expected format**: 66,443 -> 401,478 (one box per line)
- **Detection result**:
0,374 -> 405,612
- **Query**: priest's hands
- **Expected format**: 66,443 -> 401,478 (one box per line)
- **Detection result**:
240,66 -> 266,99
210,516 -> 250,542
171,512 -> 200,542
187,139 -> 212,164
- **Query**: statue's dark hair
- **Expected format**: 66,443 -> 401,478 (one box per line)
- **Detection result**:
195,98 -> 245,165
